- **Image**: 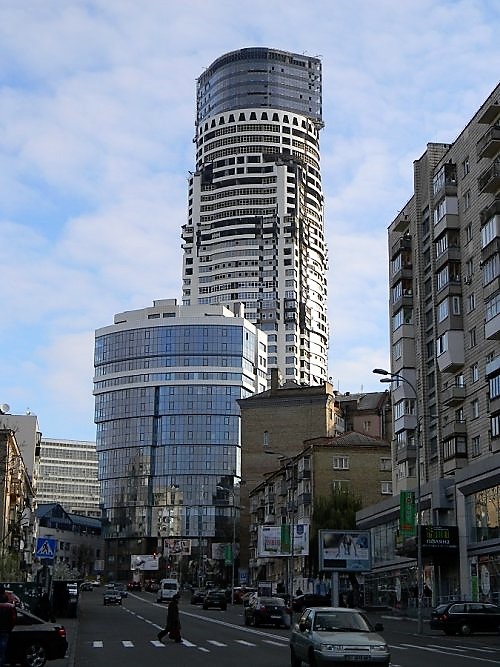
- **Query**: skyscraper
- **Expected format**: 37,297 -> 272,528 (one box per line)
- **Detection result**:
182,47 -> 328,385
93,299 -> 267,582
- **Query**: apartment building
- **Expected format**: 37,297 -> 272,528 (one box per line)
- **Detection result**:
358,84 -> 500,607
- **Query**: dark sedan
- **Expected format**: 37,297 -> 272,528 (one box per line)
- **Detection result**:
292,593 -> 331,613
7,607 -> 68,667
190,589 -> 206,605
202,589 -> 227,610
244,595 -> 292,628
430,601 -> 500,635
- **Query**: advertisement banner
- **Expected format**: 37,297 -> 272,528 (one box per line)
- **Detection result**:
130,554 -> 159,571
399,490 -> 416,537
257,524 -> 309,557
319,530 -> 371,572
164,538 -> 191,557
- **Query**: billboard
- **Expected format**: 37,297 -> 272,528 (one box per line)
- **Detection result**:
399,490 -> 416,538
163,538 -> 191,557
130,554 -> 160,571
257,524 -> 309,557
319,530 -> 371,572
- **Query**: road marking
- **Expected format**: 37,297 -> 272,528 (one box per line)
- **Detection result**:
400,643 -> 499,664
455,646 -> 497,653
263,640 -> 286,647
181,639 -> 197,647
207,640 -> 227,646
151,640 -> 164,646
197,647 -> 210,652
122,641 -> 134,647
235,640 -> 257,646
93,641 -> 103,648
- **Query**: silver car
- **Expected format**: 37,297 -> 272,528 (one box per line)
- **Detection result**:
290,607 -> 390,667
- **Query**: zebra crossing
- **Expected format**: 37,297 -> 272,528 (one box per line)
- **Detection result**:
91,635 -> 288,651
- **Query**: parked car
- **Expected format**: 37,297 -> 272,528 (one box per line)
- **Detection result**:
114,583 -> 128,598
103,588 -> 122,606
202,589 -> 227,610
244,595 -> 292,628
292,593 -> 331,613
430,601 -> 500,635
190,589 -> 206,605
290,607 -> 390,667
7,606 -> 68,667
80,582 -> 93,592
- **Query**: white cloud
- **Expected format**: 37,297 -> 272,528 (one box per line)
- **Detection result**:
0,0 -> 499,438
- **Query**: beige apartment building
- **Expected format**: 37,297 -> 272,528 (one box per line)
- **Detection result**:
358,83 -> 500,608
248,432 -> 391,592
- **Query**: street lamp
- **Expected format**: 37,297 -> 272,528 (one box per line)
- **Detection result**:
373,368 -> 423,634
216,485 -> 237,605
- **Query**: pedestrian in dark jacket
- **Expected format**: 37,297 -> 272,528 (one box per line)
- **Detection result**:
157,593 -> 182,643
35,593 -> 55,622
0,585 -> 16,666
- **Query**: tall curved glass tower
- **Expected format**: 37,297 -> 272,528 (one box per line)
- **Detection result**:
182,47 -> 328,385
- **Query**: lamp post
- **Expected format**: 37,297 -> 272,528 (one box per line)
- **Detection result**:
373,368 -> 423,634
217,485 -> 237,606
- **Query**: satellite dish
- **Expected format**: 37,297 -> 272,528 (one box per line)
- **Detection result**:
0,404 -> 10,414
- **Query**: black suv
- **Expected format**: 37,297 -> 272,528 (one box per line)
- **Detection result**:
202,589 -> 227,610
430,601 -> 500,635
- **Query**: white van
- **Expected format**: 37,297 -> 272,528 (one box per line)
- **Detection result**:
157,578 -> 180,603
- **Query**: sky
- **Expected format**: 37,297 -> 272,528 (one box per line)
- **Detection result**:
1,0 -> 499,442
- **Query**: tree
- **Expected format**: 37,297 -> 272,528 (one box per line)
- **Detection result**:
307,487 -> 362,579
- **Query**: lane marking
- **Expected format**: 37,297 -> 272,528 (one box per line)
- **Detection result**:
122,641 -> 134,647
207,640 -> 227,646
263,640 -> 287,647
235,640 -> 257,646
93,641 -> 103,648
400,643 -> 499,664
151,640 -> 164,646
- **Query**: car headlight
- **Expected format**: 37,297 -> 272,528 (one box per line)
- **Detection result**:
320,644 -> 343,653
371,644 -> 389,653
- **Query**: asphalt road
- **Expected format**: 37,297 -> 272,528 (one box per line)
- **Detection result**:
55,590 -> 500,667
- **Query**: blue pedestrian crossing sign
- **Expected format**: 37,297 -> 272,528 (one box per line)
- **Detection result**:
36,537 -> 56,560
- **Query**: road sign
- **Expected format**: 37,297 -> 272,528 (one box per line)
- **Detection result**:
36,537 -> 57,560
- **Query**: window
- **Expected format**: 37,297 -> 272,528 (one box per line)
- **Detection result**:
465,224 -> 473,243
463,190 -> 471,210
469,327 -> 477,348
471,363 -> 479,383
471,436 -> 480,457
363,420 -> 371,432
467,293 -> 476,313
481,217 -> 498,249
471,398 -> 479,419
437,299 -> 449,322
489,373 -> 500,400
381,481 -> 393,495
462,156 -> 470,177
333,456 -> 349,470
380,458 -> 392,472
483,254 -> 500,286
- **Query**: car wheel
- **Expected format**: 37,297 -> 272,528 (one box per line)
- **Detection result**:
23,641 -> 48,667
290,647 -> 302,667
459,623 -> 472,636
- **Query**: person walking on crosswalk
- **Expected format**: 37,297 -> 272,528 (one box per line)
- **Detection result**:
157,594 -> 182,643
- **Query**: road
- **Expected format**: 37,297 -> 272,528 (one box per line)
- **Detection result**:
67,590 -> 500,667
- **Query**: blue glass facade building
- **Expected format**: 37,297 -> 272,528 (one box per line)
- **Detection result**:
94,299 -> 267,581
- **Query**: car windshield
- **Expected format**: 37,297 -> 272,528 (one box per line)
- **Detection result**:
261,597 -> 285,606
313,612 -> 371,632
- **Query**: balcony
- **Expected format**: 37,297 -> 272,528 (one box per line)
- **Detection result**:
477,103 -> 500,125
441,383 -> 466,406
485,311 -> 500,340
478,160 -> 500,195
434,212 -> 460,238
437,330 -> 465,373
442,419 -> 467,440
477,125 -> 500,160
391,235 -> 412,258
395,443 -> 416,464
480,198 -> 500,225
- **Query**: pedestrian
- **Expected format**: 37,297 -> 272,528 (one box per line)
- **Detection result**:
157,593 -> 182,643
35,592 -> 55,622
0,585 -> 16,667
